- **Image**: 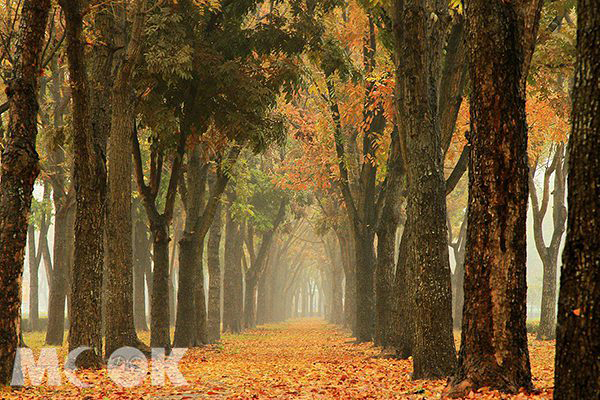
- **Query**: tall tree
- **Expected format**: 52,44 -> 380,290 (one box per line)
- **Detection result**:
392,0 -> 457,378
0,0 -> 51,384
554,1 -> 600,397
447,0 -> 542,393
207,202 -> 223,342
133,122 -> 186,350
61,0 -> 109,368
528,143 -> 567,340
223,197 -> 244,333
45,57 -> 73,346
104,0 -> 149,356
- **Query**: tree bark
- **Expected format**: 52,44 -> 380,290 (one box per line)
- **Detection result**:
174,147 -> 207,347
0,0 -> 50,383
104,0 -> 147,357
448,0 -> 533,394
133,205 -> 150,332
45,61 -> 72,344
28,223 -> 40,331
393,0 -> 456,379
207,203 -> 223,342
554,2 -> 600,397
223,202 -> 244,333
62,0 -> 110,369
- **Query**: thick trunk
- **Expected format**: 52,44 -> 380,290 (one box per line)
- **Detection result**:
449,0 -> 532,394
554,2 -> 600,397
0,0 -> 50,383
353,230 -> 375,342
105,78 -> 141,356
375,126 -> 404,348
223,207 -> 244,333
28,224 -> 40,331
133,212 -> 150,331
173,147 -> 207,347
151,226 -> 171,350
173,233 -> 199,347
394,0 -> 456,379
207,204 -> 222,342
63,0 -> 111,368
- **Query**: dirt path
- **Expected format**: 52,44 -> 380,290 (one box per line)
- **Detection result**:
5,319 -> 554,399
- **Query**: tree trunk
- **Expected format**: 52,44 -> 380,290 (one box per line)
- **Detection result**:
62,0 -> 110,369
28,223 -> 40,331
554,2 -> 600,397
194,242 -> 209,345
392,223 -> 414,359
105,80 -> 142,356
46,200 -> 72,344
173,148 -> 206,347
223,206 -> 244,333
394,0 -> 456,379
338,231 -> 356,333
151,224 -> 171,349
133,208 -> 150,332
0,0 -> 50,383
448,0 -> 532,394
207,204 -> 222,342
244,276 -> 258,328
375,126 -> 404,348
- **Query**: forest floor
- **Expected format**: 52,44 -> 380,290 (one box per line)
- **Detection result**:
4,319 -> 555,399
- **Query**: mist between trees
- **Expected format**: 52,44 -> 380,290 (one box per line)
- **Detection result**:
0,0 -> 598,398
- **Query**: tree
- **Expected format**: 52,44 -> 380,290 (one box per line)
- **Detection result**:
223,192 -> 245,333
392,0 -> 457,379
554,1 -> 600,397
133,119 -> 186,350
529,143 -> 567,340
447,0 -> 544,394
0,0 -> 51,384
104,0 -> 149,356
61,0 -> 109,369
207,201 -> 223,342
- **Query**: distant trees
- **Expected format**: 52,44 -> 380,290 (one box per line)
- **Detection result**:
554,1 -> 600,397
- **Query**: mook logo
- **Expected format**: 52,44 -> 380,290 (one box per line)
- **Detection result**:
11,347 -> 188,387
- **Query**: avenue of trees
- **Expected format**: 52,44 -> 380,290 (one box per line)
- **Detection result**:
0,0 -> 597,398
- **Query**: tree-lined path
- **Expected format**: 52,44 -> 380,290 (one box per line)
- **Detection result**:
6,319 -> 556,399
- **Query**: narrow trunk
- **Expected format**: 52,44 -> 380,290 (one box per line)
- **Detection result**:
338,231 -> 356,333
28,224 -> 40,331
207,204 -> 222,342
46,203 -> 71,344
133,211 -> 150,331
554,2 -> 600,397
194,243 -> 208,345
223,207 -> 243,333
